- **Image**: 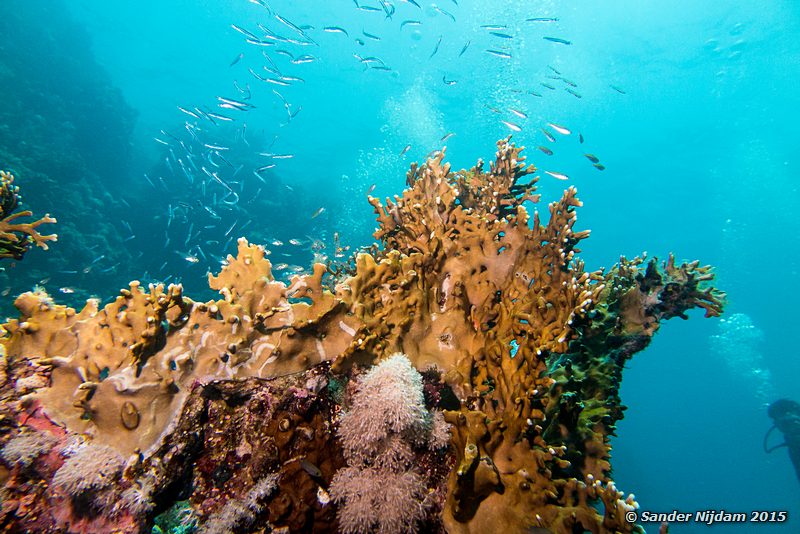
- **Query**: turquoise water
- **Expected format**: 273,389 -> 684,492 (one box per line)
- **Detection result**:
1,0 -> 798,530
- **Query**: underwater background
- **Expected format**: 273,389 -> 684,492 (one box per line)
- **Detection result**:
0,0 -> 798,531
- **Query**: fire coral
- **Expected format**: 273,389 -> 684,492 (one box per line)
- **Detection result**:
0,139 -> 723,533
0,169 -> 57,260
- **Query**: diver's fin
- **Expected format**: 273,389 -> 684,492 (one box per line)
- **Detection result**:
763,424 -> 788,453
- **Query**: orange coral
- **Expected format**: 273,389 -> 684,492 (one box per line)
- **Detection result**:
0,170 -> 57,259
0,139 -> 723,533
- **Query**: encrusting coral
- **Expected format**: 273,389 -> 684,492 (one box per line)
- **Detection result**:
0,169 -> 57,260
0,138 -> 724,533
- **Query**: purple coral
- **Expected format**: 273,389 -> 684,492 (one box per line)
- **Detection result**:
52,441 -> 125,496
331,467 -> 427,534
330,353 -> 450,533
337,352 -> 430,464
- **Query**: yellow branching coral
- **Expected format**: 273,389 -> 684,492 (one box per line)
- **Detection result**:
0,140 -> 723,533
0,169 -> 57,259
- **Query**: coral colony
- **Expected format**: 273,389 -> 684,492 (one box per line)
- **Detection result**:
0,139 -> 723,532
0,170 -> 57,260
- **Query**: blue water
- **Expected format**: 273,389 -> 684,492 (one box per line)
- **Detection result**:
2,0 -> 798,531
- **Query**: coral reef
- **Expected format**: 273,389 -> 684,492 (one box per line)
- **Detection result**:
0,170 -> 56,259
0,139 -> 723,533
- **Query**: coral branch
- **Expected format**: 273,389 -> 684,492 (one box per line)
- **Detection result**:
0,170 -> 57,259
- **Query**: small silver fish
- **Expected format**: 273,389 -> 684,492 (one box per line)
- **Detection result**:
265,77 -> 291,86
584,154 -> 600,163
430,36 -> 442,58
459,40 -> 470,57
501,120 -> 522,132
231,24 -> 259,40
540,128 -> 555,142
509,108 -> 528,119
547,122 -> 571,135
400,144 -> 412,156
486,49 -> 512,59
217,96 -> 253,109
441,132 -> 455,142
443,76 -> 457,85
543,36 -> 571,45
537,146 -> 553,156
311,207 -> 326,219
433,6 -> 456,22
323,26 -> 349,36
292,54 -> 317,64
207,112 -> 235,122
177,106 -> 200,119
400,20 -> 421,30
544,171 -> 569,181
490,32 -> 513,39
362,30 -> 381,41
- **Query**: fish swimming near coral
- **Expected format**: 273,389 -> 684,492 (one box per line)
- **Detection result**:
547,122 -> 571,135
545,170 -> 569,180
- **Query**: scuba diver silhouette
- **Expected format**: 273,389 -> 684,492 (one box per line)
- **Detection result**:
765,399 -> 800,484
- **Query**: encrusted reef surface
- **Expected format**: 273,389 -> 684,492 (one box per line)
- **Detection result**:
0,139 -> 723,533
